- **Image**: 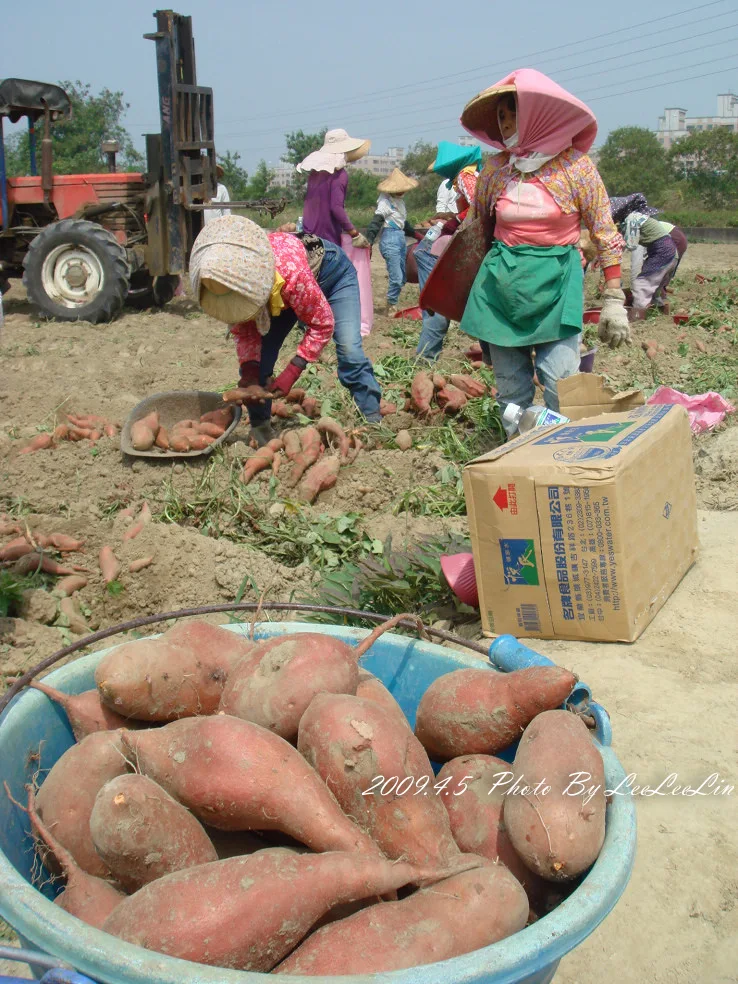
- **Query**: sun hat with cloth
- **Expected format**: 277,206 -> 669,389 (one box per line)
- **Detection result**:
189,214 -> 276,332
296,128 -> 371,174
377,168 -> 418,195
427,141 -> 483,188
460,68 -> 598,168
609,193 -> 660,225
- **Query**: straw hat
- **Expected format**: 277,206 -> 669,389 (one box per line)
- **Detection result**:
296,129 -> 370,173
377,168 -> 418,195
216,163 -> 224,180
460,83 -> 517,145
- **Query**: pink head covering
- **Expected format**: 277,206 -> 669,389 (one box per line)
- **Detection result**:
460,68 -> 597,157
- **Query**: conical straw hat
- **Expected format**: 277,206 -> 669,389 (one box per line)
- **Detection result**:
377,168 -> 418,194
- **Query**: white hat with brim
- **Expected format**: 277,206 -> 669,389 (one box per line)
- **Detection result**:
377,168 -> 418,195
296,129 -> 370,174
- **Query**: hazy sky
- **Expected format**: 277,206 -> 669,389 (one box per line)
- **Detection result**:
4,0 -> 738,172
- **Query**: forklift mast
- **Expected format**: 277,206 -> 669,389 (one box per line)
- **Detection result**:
144,9 -> 216,277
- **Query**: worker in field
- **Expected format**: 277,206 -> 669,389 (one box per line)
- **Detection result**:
457,69 -> 629,414
189,215 -> 382,444
204,164 -> 232,223
415,142 -> 484,361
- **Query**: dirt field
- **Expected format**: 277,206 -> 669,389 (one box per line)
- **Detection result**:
1,242 -> 737,982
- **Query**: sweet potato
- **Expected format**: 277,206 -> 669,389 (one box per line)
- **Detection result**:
95,621 -> 252,721
59,596 -> 91,636
395,429 -> 412,450
169,434 -> 191,452
504,710 -> 606,882
355,668 -> 411,732
316,416 -> 350,460
410,371 -> 434,413
188,433 -> 215,451
432,373 -> 446,390
53,423 -> 70,441
102,848 -> 469,971
241,445 -> 274,485
90,774 -> 217,892
46,533 -> 85,552
0,521 -> 21,536
139,501 -> 152,525
103,422 -> 118,438
20,433 -> 54,454
379,399 -> 397,416
435,754 -> 551,907
218,614 -> 420,743
122,520 -> 144,542
138,410 -> 160,433
128,556 -> 153,573
285,387 -> 306,403
55,574 -> 88,596
271,400 -> 295,419
298,455 -> 340,503
200,407 -> 233,429
197,421 -> 225,438
301,395 -> 320,418
278,860 -> 528,975
285,426 -> 322,487
449,373 -> 487,399
414,665 -> 578,760
35,730 -> 128,877
120,716 -> 381,855
436,384 -> 468,413
154,426 -> 169,449
130,421 -> 155,451
26,787 -> 125,928
14,553 -> 85,576
0,536 -> 33,561
282,429 -> 302,461
99,545 -> 120,584
297,693 -> 462,867
29,681 -> 131,741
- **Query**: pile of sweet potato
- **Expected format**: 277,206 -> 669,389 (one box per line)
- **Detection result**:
18,411 -> 120,454
9,619 -> 608,976
240,417 -> 361,503
408,370 -> 497,417
129,408 -> 234,453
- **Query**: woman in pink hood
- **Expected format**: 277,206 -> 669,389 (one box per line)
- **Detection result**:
459,69 -> 629,415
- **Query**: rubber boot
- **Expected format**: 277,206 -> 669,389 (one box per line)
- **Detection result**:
249,421 -> 276,447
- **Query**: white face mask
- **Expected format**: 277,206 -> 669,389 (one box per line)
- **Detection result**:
503,131 -> 519,150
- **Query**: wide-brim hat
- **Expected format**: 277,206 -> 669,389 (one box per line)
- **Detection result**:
216,163 -> 224,179
377,168 -> 418,194
460,84 -> 517,146
297,129 -> 370,174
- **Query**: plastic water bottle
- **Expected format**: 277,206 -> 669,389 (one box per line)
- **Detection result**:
295,216 -> 304,233
502,403 -> 570,438
422,221 -> 444,245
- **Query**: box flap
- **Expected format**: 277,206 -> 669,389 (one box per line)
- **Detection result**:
558,374 -> 645,421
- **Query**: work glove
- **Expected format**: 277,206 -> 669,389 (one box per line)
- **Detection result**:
351,232 -> 370,249
598,288 -> 632,349
270,356 -> 307,398
238,360 -> 261,388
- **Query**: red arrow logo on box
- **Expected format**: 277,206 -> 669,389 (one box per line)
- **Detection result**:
493,486 -> 509,510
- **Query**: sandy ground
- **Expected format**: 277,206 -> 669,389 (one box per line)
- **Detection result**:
1,243 -> 737,982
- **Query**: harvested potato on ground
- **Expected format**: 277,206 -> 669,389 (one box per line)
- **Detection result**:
410,371 -> 434,414
299,456 -> 340,503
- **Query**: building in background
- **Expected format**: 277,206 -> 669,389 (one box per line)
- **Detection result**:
271,163 -> 296,189
657,93 -> 738,150
458,134 -> 484,149
349,147 -> 404,177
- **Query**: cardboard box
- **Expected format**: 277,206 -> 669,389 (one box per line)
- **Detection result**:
558,373 -> 645,421
463,405 -> 698,642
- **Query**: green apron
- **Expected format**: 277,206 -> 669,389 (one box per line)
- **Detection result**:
460,241 -> 583,348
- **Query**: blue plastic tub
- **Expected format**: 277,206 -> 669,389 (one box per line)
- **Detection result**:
0,624 -> 636,984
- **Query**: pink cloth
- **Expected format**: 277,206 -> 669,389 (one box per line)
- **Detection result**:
462,68 -> 597,156
647,386 -> 736,434
494,177 -> 581,247
340,233 -> 374,336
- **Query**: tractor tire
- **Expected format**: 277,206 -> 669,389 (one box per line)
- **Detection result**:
126,273 -> 180,310
23,219 -> 130,324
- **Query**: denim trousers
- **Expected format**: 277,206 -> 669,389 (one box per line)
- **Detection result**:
483,335 -> 581,413
379,227 -> 406,305
248,240 -> 382,425
414,242 -> 450,361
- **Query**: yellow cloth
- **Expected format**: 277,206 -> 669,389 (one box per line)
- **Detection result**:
268,271 -> 286,316
453,165 -> 478,192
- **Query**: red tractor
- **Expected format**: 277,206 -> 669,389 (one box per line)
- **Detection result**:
0,10 -> 284,323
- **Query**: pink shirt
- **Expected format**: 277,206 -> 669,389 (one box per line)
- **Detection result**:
494,177 -> 581,248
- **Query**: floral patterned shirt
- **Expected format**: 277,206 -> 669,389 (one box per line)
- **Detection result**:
470,148 -> 623,272
232,232 -> 334,365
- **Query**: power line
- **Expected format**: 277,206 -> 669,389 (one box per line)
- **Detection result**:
217,28 -> 738,142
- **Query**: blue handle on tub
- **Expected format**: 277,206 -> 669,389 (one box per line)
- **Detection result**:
488,634 -> 611,747
40,972 -> 99,984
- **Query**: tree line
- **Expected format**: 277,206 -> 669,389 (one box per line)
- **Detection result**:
4,82 -> 737,224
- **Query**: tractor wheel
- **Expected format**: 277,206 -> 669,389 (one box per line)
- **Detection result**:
126,273 -> 180,309
23,219 -> 130,323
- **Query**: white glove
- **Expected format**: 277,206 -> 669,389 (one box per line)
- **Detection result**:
598,288 -> 631,349
351,233 -> 370,249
